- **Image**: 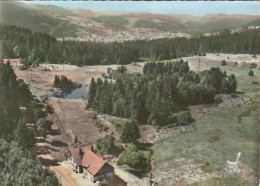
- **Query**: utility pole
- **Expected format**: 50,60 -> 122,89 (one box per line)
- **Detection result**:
198,58 -> 201,72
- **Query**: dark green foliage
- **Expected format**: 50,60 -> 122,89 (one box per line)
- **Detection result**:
0,64 -> 58,184
2,25 -> 259,67
28,100 -> 46,121
0,139 -> 59,185
121,121 -> 141,144
248,71 -> 254,76
35,118 -> 48,135
87,78 -> 96,109
221,60 -> 227,66
14,120 -> 35,149
53,75 -> 74,89
95,135 -> 115,155
88,61 -> 236,127
0,63 -> 21,138
117,143 -> 146,171
17,79 -> 32,105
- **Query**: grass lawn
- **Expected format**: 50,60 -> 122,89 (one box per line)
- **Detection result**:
222,63 -> 260,93
154,103 -> 259,175
189,177 -> 256,186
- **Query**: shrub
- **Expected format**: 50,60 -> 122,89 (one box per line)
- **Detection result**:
117,144 -> 146,170
221,60 -> 227,66
95,135 -> 115,155
248,71 -> 254,76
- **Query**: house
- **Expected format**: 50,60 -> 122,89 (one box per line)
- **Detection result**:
68,145 -> 114,182
1,59 -> 23,67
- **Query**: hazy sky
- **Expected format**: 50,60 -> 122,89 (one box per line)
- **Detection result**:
23,1 -> 260,16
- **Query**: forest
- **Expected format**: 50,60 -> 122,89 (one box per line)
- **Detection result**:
0,63 -> 58,185
1,24 -> 259,67
87,61 -> 237,126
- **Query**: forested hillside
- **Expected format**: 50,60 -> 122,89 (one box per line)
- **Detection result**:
87,61 -> 236,126
1,2 -> 79,38
1,25 -> 259,67
0,63 -> 58,185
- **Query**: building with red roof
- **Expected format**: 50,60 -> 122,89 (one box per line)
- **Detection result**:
68,145 -> 114,182
1,59 -> 23,67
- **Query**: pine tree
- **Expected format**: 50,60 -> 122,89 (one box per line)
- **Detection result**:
87,78 -> 96,109
121,120 -> 140,144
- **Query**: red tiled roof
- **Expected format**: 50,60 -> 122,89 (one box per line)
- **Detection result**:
69,146 -> 106,176
2,59 -> 23,64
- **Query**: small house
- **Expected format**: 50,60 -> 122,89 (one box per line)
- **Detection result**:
68,145 -> 114,182
1,59 -> 23,67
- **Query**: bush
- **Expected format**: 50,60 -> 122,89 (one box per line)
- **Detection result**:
117,144 -> 146,170
221,60 -> 227,66
248,71 -> 254,76
95,135 -> 115,155
249,63 -> 257,68
28,100 -> 46,121
35,118 -> 48,135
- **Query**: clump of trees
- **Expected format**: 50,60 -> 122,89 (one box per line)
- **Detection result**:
0,139 -> 59,185
95,135 -> 115,155
27,100 -> 50,135
87,61 -> 237,127
54,75 -> 75,89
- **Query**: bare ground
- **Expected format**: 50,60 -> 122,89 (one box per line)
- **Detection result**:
183,53 -> 260,72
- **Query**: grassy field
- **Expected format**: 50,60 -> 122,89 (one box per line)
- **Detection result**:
154,102 -> 259,175
222,63 -> 260,93
189,177 -> 256,186
91,15 -> 129,26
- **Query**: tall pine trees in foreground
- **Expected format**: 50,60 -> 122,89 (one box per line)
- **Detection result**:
0,63 -> 58,185
87,61 -> 237,127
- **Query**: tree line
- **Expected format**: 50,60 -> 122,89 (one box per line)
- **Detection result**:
1,24 -> 259,67
87,61 -> 237,127
0,62 -> 58,185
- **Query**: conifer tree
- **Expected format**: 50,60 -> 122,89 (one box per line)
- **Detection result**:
121,120 -> 140,144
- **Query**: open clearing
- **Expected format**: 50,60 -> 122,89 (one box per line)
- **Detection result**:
152,58 -> 260,185
15,53 -> 259,185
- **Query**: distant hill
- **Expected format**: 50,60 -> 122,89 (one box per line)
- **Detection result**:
134,19 -> 186,32
32,4 -> 76,16
185,18 -> 253,32
0,2 -> 80,38
1,2 -> 260,39
244,18 -> 260,26
90,15 -> 129,26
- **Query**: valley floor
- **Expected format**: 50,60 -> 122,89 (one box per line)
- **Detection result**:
15,53 -> 260,186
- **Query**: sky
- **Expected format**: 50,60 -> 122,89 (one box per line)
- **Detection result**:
23,1 -> 260,17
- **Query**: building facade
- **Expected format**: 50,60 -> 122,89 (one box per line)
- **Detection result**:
68,145 -> 114,182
